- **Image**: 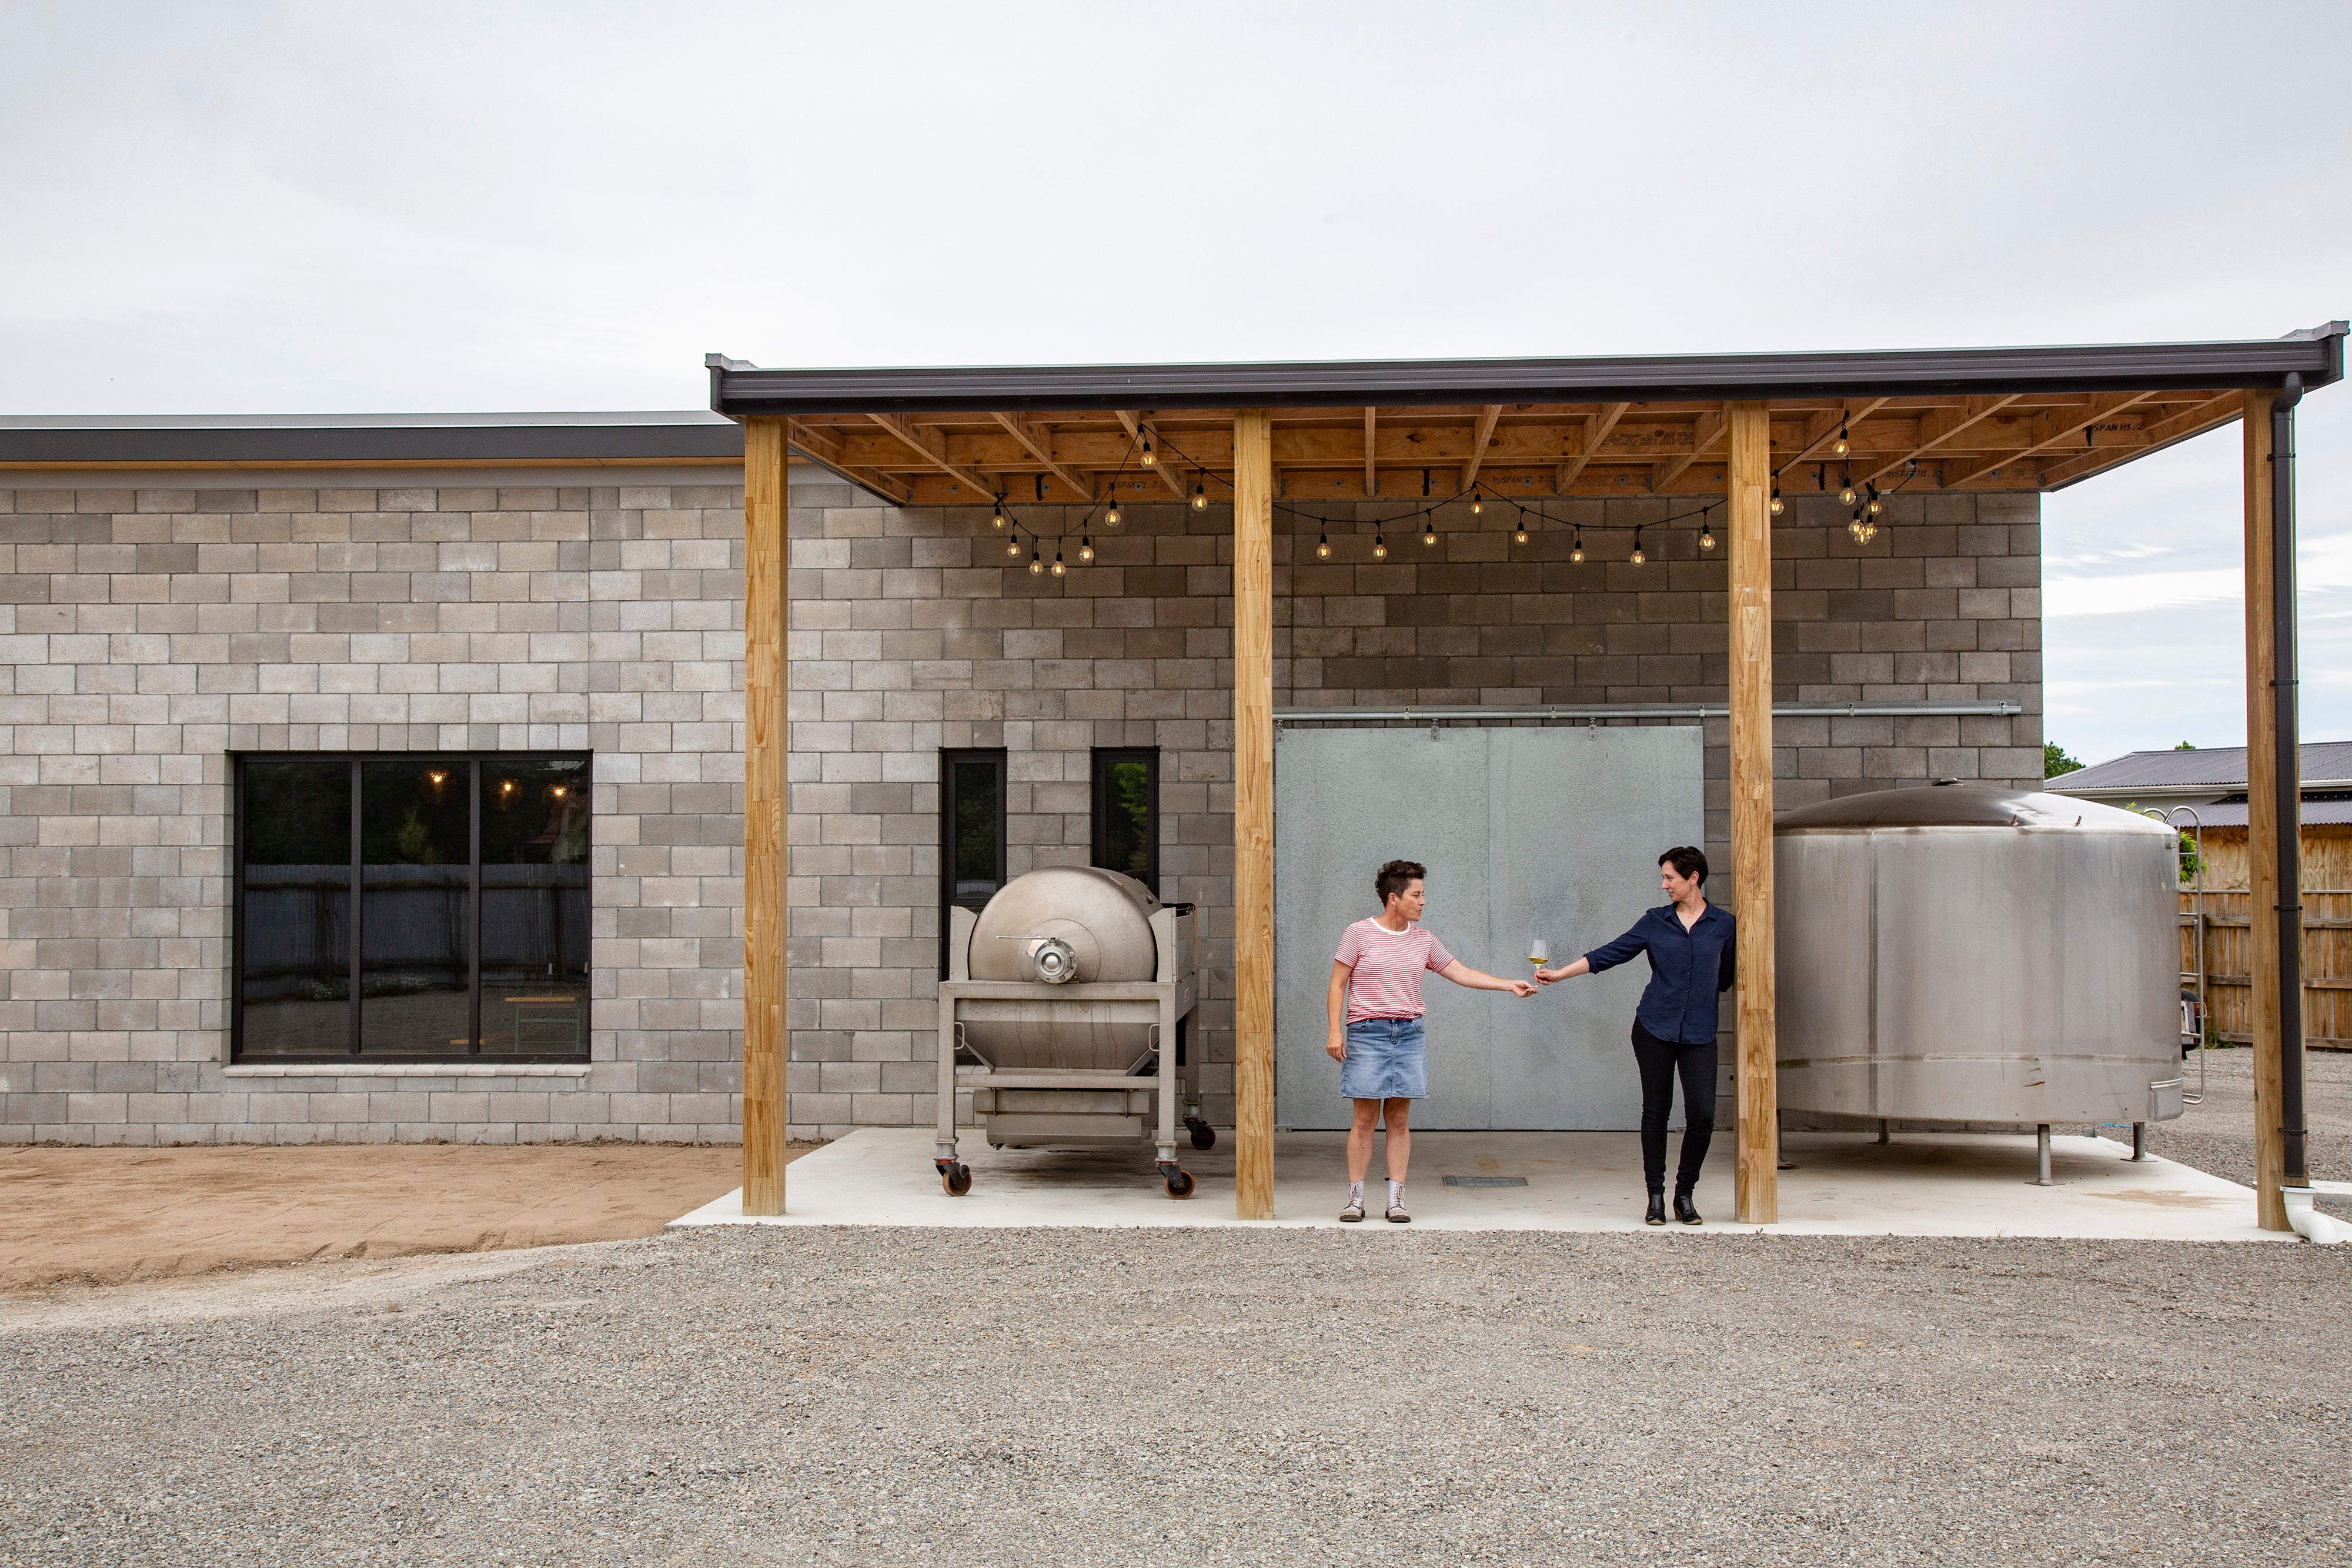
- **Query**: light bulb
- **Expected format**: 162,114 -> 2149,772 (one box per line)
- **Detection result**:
1191,483 -> 1207,510
1373,535 -> 1388,560
1140,439 -> 1155,467
1514,526 -> 1529,544
1078,537 -> 1095,563
1868,496 -> 1883,516
1007,536 -> 1021,557
1051,551 -> 1065,577
1769,489 -> 1784,516
1105,502 -> 1120,527
1571,539 -> 1585,563
1631,544 -> 1646,566
991,504 -> 1006,529
1832,423 -> 1850,458
1028,551 -> 1043,576
1316,533 -> 1331,559
1471,493 -> 1483,516
1838,483 -> 1857,506
1700,527 -> 1716,551
1422,524 -> 1438,546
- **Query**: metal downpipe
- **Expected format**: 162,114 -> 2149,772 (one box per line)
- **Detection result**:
2272,373 -> 2307,1188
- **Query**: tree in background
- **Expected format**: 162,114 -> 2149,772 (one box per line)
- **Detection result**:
2044,741 -> 2084,779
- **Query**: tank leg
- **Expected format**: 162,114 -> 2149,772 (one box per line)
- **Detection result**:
1876,1119 -> 1890,1145
2132,1122 -> 2148,1161
2033,1124 -> 2054,1186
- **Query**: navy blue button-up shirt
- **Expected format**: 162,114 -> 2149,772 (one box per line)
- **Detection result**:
1583,902 -> 1738,1045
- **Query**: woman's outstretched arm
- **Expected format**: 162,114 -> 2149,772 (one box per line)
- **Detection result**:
1537,921 -> 1647,984
1437,960 -> 1538,998
1532,955 -> 1592,984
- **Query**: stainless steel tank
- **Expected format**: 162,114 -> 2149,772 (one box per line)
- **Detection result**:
963,866 -> 1162,1069
1775,783 -> 2183,1125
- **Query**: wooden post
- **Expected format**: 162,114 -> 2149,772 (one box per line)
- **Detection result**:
1726,401 -> 1779,1225
743,416 -> 790,1216
1232,409 -> 1277,1220
2243,389 -> 2287,1231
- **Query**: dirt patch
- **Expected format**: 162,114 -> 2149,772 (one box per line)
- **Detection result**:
0,1141 -> 815,1293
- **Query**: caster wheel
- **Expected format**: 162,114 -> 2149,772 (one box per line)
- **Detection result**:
940,1163 -> 972,1196
1187,1121 -> 1217,1151
1164,1168 -> 1195,1199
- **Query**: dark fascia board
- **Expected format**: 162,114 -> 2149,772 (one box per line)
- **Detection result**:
705,324 -> 2347,419
0,412 -> 744,466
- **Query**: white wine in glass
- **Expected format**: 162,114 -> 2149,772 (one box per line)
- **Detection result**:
1528,938 -> 1550,971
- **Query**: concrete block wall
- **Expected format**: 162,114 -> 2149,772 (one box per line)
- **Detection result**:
0,472 -> 2038,1144
0,478 -> 750,1144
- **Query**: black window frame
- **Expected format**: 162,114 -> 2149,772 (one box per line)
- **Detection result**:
1090,747 -> 1161,894
939,748 -> 1008,977
230,751 -> 592,1065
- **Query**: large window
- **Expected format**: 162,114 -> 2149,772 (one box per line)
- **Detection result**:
939,750 -> 1006,975
1091,748 -> 1160,893
234,754 -> 590,1062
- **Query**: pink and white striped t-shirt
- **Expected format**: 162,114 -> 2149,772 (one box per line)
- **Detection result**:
1334,919 -> 1456,1022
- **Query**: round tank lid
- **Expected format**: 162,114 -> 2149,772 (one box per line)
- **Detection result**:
1774,782 -> 2173,833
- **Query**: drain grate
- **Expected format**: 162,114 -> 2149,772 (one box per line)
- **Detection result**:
1442,1175 -> 1528,1187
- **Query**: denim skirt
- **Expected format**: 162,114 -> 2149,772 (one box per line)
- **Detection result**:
1339,1015 -> 1429,1101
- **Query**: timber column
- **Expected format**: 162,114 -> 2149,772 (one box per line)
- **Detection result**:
1726,401 -> 1779,1224
2243,389 -> 2288,1231
743,416 -> 790,1215
1232,409 -> 1276,1219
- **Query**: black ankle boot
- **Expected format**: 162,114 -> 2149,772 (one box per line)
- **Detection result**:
1645,1192 -> 1667,1226
1673,1189 -> 1702,1225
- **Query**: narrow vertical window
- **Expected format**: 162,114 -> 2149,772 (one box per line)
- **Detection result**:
236,758 -> 354,1055
940,749 -> 1007,975
1091,747 -> 1160,893
360,759 -> 472,1056
480,758 -> 592,1054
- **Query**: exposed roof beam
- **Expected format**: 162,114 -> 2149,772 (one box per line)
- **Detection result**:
1557,402 -> 1630,492
866,413 -> 997,499
991,412 -> 1093,501
1775,397 -> 1891,479
1115,410 -> 1190,500
1937,392 -> 2156,489
1859,395 -> 2024,487
1461,404 -> 1504,494
1364,407 -> 1378,497
784,419 -> 911,504
2037,393 -> 2241,488
1651,409 -> 1725,491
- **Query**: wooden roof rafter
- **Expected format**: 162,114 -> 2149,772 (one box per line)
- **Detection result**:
1939,392 -> 2156,490
1461,404 -> 1504,495
1557,402 -> 1630,492
866,412 -> 998,501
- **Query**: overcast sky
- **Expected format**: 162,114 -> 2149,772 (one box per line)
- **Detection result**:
4,1 -> 2347,768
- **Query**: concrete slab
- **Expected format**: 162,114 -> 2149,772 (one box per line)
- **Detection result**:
671,1126 -> 2287,1241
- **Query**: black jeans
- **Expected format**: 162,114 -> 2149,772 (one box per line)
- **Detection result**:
1632,1021 -> 1716,1195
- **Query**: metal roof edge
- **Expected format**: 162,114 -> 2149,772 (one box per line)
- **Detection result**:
0,413 -> 744,467
708,326 -> 2348,418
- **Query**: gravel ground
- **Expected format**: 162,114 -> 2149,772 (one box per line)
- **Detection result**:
6,1222 -> 2351,1567
2092,1045 -> 2352,1219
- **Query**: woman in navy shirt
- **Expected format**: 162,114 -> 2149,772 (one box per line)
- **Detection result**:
1535,846 -> 1736,1226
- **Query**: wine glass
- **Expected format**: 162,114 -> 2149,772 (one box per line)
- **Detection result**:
1528,938 -> 1550,972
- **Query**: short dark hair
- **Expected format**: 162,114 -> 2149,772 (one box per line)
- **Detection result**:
1375,860 -> 1426,906
1659,846 -> 1708,885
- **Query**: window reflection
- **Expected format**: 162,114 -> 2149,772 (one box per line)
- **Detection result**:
238,759 -> 352,1055
360,760 -> 472,1055
479,759 -> 590,1054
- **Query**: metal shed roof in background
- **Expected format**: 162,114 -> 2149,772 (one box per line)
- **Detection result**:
2049,741 -> 2352,794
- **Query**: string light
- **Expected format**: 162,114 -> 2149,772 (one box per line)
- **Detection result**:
1630,527 -> 1646,566
1191,482 -> 1207,511
991,500 -> 1007,530
1006,533 -> 1021,558
1838,466 -> 1857,507
1700,517 -> 1716,551
1832,420 -> 1850,458
1514,522 -> 1529,544
1470,489 -> 1484,516
1422,519 -> 1438,546
1140,437 -> 1155,467
1571,530 -> 1585,563
1769,488 -> 1784,516
1051,549 -> 1065,577
1104,501 -> 1121,527
1866,482 -> 1883,516
1373,533 -> 1388,560
1028,547 -> 1044,576
1078,537 -> 1095,563
1316,531 -> 1331,559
